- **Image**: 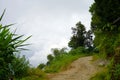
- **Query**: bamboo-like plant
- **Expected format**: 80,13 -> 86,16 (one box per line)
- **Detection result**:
0,10 -> 31,80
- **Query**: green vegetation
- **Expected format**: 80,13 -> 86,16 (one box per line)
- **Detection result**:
68,21 -> 93,50
21,68 -> 47,80
90,68 -> 111,80
89,0 -> 120,79
44,47 -> 89,73
0,10 -> 31,80
68,22 -> 86,49
1,0 -> 120,79
0,10 -> 49,80
113,64 -> 120,80
12,55 -> 30,79
90,55 -> 114,80
38,63 -> 46,70
44,20 -> 94,73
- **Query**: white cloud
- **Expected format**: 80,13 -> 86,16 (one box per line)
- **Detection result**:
29,37 -> 69,67
0,0 -> 94,67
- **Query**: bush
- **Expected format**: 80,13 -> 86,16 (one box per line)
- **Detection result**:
12,55 -> 30,79
47,54 -> 54,62
69,47 -> 86,55
44,52 -> 86,73
0,10 -> 31,80
90,58 -> 114,80
90,68 -> 111,80
113,64 -> 120,80
21,68 -> 47,80
37,63 -> 46,70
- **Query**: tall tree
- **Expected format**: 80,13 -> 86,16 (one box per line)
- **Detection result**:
68,22 -> 86,49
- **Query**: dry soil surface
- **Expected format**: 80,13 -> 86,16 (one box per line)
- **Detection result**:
48,56 -> 100,80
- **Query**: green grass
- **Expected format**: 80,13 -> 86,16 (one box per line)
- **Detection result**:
92,53 -> 107,60
20,68 -> 48,80
44,53 -> 87,73
90,56 -> 114,80
90,68 -> 111,80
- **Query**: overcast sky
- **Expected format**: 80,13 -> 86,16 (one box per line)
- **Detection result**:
0,0 -> 94,67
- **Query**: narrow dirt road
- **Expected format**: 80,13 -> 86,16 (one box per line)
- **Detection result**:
48,56 -> 100,80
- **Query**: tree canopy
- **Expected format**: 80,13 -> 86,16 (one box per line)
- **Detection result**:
90,0 -> 120,32
90,0 -> 120,79
68,21 -> 93,50
68,22 -> 86,49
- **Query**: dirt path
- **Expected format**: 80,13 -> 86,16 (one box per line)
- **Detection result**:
48,56 -> 100,80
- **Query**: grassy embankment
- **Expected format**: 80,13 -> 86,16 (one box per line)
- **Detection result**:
90,54 -> 113,80
44,47 -> 91,73
21,47 -> 92,80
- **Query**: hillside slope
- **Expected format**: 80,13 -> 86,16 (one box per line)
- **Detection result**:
48,56 -> 101,80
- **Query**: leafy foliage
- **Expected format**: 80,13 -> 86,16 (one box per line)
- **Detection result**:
89,0 -> 120,79
37,63 -> 46,70
90,0 -> 120,57
113,64 -> 120,80
90,0 -> 120,32
90,68 -> 111,80
45,53 -> 84,73
68,22 -> 86,49
46,48 -> 67,65
68,21 -> 94,53
44,47 -> 88,73
69,47 -> 85,55
0,10 -> 31,79
21,68 -> 47,80
47,54 -> 54,62
12,55 -> 30,79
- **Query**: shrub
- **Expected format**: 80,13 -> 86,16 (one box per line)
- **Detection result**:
0,10 -> 31,80
44,52 -> 86,73
69,47 -> 86,55
21,68 -> 47,80
113,64 -> 120,80
37,63 -> 46,70
47,54 -> 54,62
90,68 -> 111,80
